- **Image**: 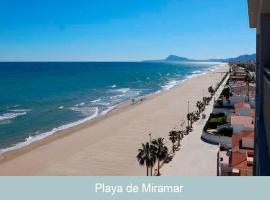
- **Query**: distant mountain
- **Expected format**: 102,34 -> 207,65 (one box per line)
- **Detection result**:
143,55 -> 192,62
143,54 -> 256,63
164,55 -> 190,62
208,54 -> 256,62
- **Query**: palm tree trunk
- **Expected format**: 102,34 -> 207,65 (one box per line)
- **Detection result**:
150,166 -> 153,176
146,166 -> 149,176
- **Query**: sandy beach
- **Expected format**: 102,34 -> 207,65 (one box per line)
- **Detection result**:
0,63 -> 229,176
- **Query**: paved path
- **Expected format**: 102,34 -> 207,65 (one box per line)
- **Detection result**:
162,73 -> 229,176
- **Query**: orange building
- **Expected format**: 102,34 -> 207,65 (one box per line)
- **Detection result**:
231,131 -> 254,176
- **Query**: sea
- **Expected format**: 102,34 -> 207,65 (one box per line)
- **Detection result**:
0,61 -> 220,153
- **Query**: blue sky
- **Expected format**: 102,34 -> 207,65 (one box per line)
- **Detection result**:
0,0 -> 255,61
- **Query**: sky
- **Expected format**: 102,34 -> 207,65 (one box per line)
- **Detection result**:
0,0 -> 256,61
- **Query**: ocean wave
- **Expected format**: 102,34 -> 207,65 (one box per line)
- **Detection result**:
75,102 -> 86,107
185,70 -> 207,80
109,88 -> 142,102
91,98 -> 101,103
161,80 -> 180,90
59,106 -> 64,109
70,106 -> 99,117
100,106 -> 116,116
109,88 -> 130,94
0,108 -> 99,155
110,84 -> 117,88
110,94 -> 125,99
97,102 -> 111,106
192,70 -> 202,74
8,108 -> 32,112
185,73 -> 201,80
6,105 -> 20,109
0,112 -> 27,121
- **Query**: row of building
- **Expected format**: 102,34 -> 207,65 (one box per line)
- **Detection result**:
218,65 -> 255,176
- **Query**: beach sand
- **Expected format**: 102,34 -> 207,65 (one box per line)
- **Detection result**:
0,63 -> 229,176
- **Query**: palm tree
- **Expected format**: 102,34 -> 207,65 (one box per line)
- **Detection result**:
152,138 -> 168,176
187,112 -> 195,127
208,86 -> 215,97
196,101 -> 205,113
169,130 -> 177,153
176,130 -> 183,146
187,113 -> 191,127
186,126 -> 192,134
222,86 -> 232,106
137,142 -> 156,176
203,97 -> 207,105
196,101 -> 201,112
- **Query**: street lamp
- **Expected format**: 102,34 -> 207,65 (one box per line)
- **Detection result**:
187,101 -> 190,127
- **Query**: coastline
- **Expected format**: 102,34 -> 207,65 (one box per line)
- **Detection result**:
0,63 -> 229,175
0,63 -> 220,155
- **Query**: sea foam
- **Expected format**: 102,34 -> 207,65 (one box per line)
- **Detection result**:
0,107 -> 99,155
0,112 -> 27,121
161,80 -> 180,90
91,98 -> 101,103
109,88 -> 130,94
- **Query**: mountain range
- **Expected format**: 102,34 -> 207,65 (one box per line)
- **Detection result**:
144,54 -> 256,63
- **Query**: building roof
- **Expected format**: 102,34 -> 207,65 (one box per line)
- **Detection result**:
244,123 -> 255,129
230,116 -> 253,125
232,131 -> 254,149
234,102 -> 251,110
231,151 -> 247,168
231,131 -> 254,171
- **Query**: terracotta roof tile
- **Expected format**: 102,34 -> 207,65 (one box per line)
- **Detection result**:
234,102 -> 251,109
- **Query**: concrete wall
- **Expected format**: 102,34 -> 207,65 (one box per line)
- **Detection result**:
232,124 -> 245,135
201,131 -> 231,148
232,124 -> 254,135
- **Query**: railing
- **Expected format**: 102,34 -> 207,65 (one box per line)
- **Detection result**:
264,67 -> 270,81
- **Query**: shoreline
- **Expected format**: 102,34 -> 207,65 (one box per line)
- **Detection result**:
0,63 -> 220,157
0,63 -> 229,175
0,87 -> 164,163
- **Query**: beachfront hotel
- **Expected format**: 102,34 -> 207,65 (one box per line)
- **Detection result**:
248,0 -> 270,175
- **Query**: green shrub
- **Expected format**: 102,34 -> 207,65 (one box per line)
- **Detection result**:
209,117 -> 224,123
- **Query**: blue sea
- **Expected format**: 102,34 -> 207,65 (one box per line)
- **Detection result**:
0,61 -> 219,153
